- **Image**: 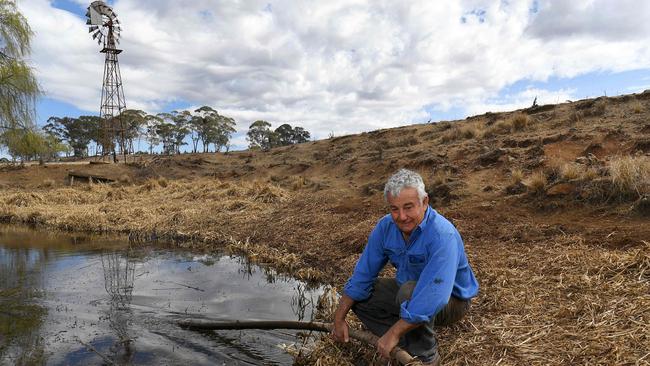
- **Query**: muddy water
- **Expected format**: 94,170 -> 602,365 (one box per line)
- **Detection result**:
0,226 -> 324,365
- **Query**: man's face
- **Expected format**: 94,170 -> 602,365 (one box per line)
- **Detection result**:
387,187 -> 429,235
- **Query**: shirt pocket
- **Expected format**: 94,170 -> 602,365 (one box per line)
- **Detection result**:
384,244 -> 403,269
407,253 -> 427,275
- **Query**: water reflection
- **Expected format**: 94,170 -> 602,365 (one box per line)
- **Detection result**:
99,251 -> 137,363
0,226 -> 325,365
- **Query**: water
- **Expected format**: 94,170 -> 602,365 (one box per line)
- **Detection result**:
0,226 -> 324,365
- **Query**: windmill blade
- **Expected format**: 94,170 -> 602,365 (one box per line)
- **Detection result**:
87,5 -> 103,25
92,30 -> 101,40
86,18 -> 92,25
114,19 -> 120,24
88,26 -> 99,33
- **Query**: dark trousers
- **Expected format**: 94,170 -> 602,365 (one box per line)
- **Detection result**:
351,278 -> 470,362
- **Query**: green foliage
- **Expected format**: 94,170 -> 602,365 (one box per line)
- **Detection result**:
120,109 -> 147,153
191,106 -> 236,153
1,128 -> 66,162
0,0 -> 40,130
247,120 -> 273,150
247,121 -> 311,150
43,116 -> 98,157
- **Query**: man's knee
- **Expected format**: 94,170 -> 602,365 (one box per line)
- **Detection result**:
395,281 -> 417,305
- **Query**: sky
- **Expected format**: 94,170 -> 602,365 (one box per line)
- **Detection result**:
16,0 -> 650,151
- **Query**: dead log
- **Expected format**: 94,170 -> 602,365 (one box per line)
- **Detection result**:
177,319 -> 421,365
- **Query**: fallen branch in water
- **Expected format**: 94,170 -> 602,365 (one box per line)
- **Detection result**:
75,337 -> 116,365
177,319 -> 422,365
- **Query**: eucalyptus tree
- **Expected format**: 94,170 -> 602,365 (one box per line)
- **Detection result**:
171,110 -> 191,154
77,115 -> 103,156
119,109 -> 147,154
144,114 -> 162,154
291,126 -> 310,143
43,116 -> 94,157
247,120 -> 272,150
192,106 -> 219,153
154,113 -> 177,154
0,0 -> 40,131
213,114 -> 236,152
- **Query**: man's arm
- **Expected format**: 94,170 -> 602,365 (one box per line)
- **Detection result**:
331,293 -> 356,342
376,319 -> 421,358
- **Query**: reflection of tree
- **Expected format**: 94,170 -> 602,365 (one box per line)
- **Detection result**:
99,251 -> 136,363
0,247 -> 48,364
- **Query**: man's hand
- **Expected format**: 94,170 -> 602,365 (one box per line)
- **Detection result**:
331,294 -> 355,343
376,330 -> 400,359
331,318 -> 350,342
376,319 -> 421,359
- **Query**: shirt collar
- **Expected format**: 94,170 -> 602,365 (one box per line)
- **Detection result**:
418,206 -> 435,230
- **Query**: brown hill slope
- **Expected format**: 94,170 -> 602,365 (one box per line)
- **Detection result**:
0,92 -> 648,365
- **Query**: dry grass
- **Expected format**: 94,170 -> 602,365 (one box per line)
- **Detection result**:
525,170 -> 547,194
559,163 -> 581,180
633,101 -> 644,114
607,155 -> 650,199
510,168 -> 524,184
510,113 -> 530,131
441,122 -> 483,143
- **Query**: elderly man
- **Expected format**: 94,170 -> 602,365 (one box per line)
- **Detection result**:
331,169 -> 479,365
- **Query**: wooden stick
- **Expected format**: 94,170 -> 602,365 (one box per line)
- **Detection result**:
177,319 -> 422,365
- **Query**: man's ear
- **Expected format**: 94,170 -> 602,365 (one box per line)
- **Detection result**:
423,194 -> 429,206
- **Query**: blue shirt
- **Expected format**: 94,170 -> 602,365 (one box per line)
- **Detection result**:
344,207 -> 479,324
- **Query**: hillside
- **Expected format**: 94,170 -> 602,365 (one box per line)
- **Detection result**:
0,91 -> 648,365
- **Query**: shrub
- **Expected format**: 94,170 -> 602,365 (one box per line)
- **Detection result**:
632,102 -> 643,114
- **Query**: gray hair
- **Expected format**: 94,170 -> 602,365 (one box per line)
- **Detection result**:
384,169 -> 427,202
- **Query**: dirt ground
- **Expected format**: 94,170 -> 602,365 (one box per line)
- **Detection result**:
1,92 -> 649,365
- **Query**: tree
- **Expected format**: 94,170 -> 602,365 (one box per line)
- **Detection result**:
291,126 -> 310,143
192,106 -> 219,153
119,109 -> 147,154
144,114 -> 162,154
1,128 -> 63,163
214,114 -> 236,152
247,120 -> 272,150
43,116 -> 94,157
171,110 -> 191,154
191,106 -> 236,153
155,113 -> 176,155
274,123 -> 293,146
77,115 -> 103,156
0,0 -> 40,131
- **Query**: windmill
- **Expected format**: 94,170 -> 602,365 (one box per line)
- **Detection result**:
86,1 -> 127,162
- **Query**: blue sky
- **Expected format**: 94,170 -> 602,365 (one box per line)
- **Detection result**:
16,0 -> 650,151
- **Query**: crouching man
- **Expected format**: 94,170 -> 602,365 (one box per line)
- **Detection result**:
331,169 -> 479,365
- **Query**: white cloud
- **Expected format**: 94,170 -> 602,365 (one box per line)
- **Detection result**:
17,0 -> 650,147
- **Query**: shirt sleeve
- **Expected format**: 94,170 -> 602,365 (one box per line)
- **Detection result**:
343,222 -> 388,301
399,233 -> 459,323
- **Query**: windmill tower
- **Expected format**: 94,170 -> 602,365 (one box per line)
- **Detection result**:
86,1 -> 126,162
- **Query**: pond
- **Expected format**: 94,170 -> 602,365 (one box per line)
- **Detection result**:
0,226 -> 325,365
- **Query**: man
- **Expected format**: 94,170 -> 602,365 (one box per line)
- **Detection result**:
331,169 -> 479,365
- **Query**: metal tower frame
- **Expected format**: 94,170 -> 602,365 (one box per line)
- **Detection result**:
99,23 -> 126,162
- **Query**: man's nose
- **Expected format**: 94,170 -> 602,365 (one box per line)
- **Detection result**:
399,209 -> 407,221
